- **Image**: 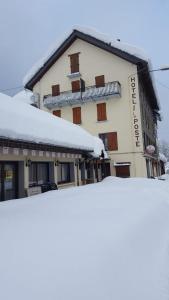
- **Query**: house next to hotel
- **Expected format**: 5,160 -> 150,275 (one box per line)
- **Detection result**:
0,93 -> 105,201
24,27 -> 161,178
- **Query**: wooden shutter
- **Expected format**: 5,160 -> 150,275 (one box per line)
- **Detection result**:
53,110 -> 61,117
97,103 -> 107,121
52,84 -> 60,96
73,107 -> 81,124
108,132 -> 118,151
72,80 -> 80,93
95,75 -> 105,88
69,53 -> 79,73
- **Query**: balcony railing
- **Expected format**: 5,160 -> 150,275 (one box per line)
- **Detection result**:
43,81 -> 121,108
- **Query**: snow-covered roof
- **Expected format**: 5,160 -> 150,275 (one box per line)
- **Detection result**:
0,93 -> 104,155
13,90 -> 34,105
23,26 -> 149,86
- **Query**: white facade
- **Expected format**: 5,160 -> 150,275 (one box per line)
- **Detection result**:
25,28 -> 160,178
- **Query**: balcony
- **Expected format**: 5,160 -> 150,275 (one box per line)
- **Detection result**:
43,81 -> 121,109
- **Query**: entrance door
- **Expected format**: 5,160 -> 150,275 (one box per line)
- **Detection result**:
0,162 -> 17,201
115,165 -> 130,178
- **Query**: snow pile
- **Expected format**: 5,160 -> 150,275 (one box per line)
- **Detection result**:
0,93 -> 104,154
13,90 -> 34,105
23,26 -> 149,86
159,152 -> 167,163
0,177 -> 169,300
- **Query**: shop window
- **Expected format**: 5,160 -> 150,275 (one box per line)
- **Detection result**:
57,163 -> 72,184
97,103 -> 107,121
29,162 -> 49,186
99,132 -> 118,151
69,53 -> 80,73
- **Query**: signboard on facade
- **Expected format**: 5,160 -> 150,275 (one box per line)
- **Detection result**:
129,76 -> 142,149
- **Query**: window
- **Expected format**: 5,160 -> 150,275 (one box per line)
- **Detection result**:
95,75 -> 105,88
72,80 -> 80,93
29,162 -> 49,186
73,107 -> 81,124
57,163 -> 71,183
53,110 -> 61,117
99,132 -> 118,151
52,84 -> 60,96
97,103 -> 107,121
69,53 -> 80,73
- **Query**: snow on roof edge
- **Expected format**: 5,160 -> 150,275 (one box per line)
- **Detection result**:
0,93 -> 105,156
23,26 -> 150,86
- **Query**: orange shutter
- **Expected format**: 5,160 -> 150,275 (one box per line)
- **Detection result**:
53,110 -> 61,117
71,80 -> 80,93
97,103 -> 107,121
73,107 -> 81,124
95,75 -> 105,88
52,84 -> 60,96
108,132 -> 118,150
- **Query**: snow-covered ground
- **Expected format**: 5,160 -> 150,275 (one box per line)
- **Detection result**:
0,177 -> 169,300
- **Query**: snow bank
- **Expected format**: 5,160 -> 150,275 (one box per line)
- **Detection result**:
13,90 -> 34,105
159,152 -> 167,163
0,93 -> 104,154
0,178 -> 169,300
23,26 -> 149,86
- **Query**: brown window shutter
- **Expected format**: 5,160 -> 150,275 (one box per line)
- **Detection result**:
108,132 -> 118,151
95,75 -> 105,88
97,103 -> 107,121
73,107 -> 81,124
69,53 -> 80,73
52,84 -> 60,96
53,110 -> 61,117
72,80 -> 80,93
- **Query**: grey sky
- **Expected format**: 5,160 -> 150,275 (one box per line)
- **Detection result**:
0,0 -> 169,141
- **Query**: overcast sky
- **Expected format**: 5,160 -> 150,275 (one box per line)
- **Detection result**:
0,0 -> 169,141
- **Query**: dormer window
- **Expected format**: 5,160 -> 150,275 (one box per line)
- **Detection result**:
69,53 -> 80,74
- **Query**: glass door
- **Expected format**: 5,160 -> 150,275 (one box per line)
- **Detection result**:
0,162 -> 17,201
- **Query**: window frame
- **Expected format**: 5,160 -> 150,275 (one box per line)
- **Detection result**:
29,162 -> 49,186
57,162 -> 71,184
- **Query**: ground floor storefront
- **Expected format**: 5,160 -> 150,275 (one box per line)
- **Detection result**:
0,146 -> 106,201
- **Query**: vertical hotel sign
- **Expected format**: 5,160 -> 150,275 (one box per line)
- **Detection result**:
129,76 -> 141,149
